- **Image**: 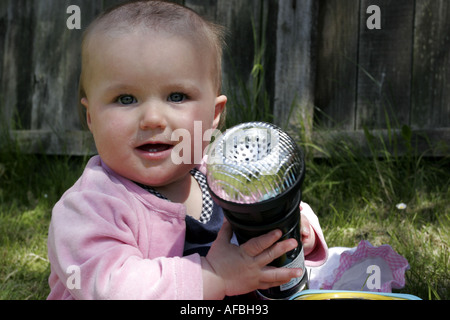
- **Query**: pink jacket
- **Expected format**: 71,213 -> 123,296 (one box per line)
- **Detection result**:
47,156 -> 327,300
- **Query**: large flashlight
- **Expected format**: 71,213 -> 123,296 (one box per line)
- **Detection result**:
206,122 -> 307,299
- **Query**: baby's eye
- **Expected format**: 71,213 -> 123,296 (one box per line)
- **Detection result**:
117,95 -> 137,105
168,92 -> 187,103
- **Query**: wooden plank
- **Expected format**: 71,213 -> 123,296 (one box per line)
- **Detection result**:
5,129 -> 96,155
314,0 -> 359,130
214,0 -> 262,93
311,128 -> 449,158
0,0 -> 8,124
1,0 -> 35,130
184,0 -> 217,21
103,0 -> 130,11
31,0 -> 83,131
5,127 -> 447,157
412,0 -> 450,129
356,0 -> 415,130
0,0 -> 101,133
211,0 -> 267,126
272,0 -> 318,136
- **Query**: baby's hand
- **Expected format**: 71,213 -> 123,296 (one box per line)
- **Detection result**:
201,220 -> 303,300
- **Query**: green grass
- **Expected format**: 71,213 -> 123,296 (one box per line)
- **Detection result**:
0,124 -> 448,300
298,129 -> 449,300
0,138 -> 88,299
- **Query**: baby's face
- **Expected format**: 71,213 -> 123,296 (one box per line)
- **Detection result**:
82,30 -> 226,186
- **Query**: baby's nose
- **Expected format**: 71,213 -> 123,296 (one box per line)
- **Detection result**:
139,100 -> 167,130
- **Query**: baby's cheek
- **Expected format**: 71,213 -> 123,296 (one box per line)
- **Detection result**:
302,225 -> 316,256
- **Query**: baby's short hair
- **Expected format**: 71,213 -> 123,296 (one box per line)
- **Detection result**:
80,0 -> 226,97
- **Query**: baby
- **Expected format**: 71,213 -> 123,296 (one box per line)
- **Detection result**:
47,0 -> 327,300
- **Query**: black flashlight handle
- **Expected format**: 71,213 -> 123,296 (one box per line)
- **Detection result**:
219,192 -> 307,299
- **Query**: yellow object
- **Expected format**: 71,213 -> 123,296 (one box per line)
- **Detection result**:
291,290 -> 421,300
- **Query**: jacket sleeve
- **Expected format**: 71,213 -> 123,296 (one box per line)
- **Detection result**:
47,190 -> 203,300
300,202 -> 328,267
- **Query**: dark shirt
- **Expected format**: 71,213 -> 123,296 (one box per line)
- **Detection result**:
137,168 -> 236,257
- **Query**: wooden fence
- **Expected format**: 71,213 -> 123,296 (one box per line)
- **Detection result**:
1,0 -> 449,156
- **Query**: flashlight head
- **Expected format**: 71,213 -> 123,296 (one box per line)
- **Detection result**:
206,122 -> 305,225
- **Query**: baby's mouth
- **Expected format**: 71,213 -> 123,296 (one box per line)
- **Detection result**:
137,143 -> 173,153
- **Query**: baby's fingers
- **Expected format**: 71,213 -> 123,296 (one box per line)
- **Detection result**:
259,266 -> 303,289
255,237 -> 299,267
240,229 -> 283,257
215,219 -> 233,243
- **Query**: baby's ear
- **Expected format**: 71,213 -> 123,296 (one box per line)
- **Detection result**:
81,97 -> 88,108
213,95 -> 227,129
81,98 -> 93,131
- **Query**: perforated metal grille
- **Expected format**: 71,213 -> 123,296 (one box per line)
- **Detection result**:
206,122 -> 304,204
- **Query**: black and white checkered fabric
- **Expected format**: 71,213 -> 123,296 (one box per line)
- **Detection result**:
190,168 -> 214,224
140,168 -> 213,224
